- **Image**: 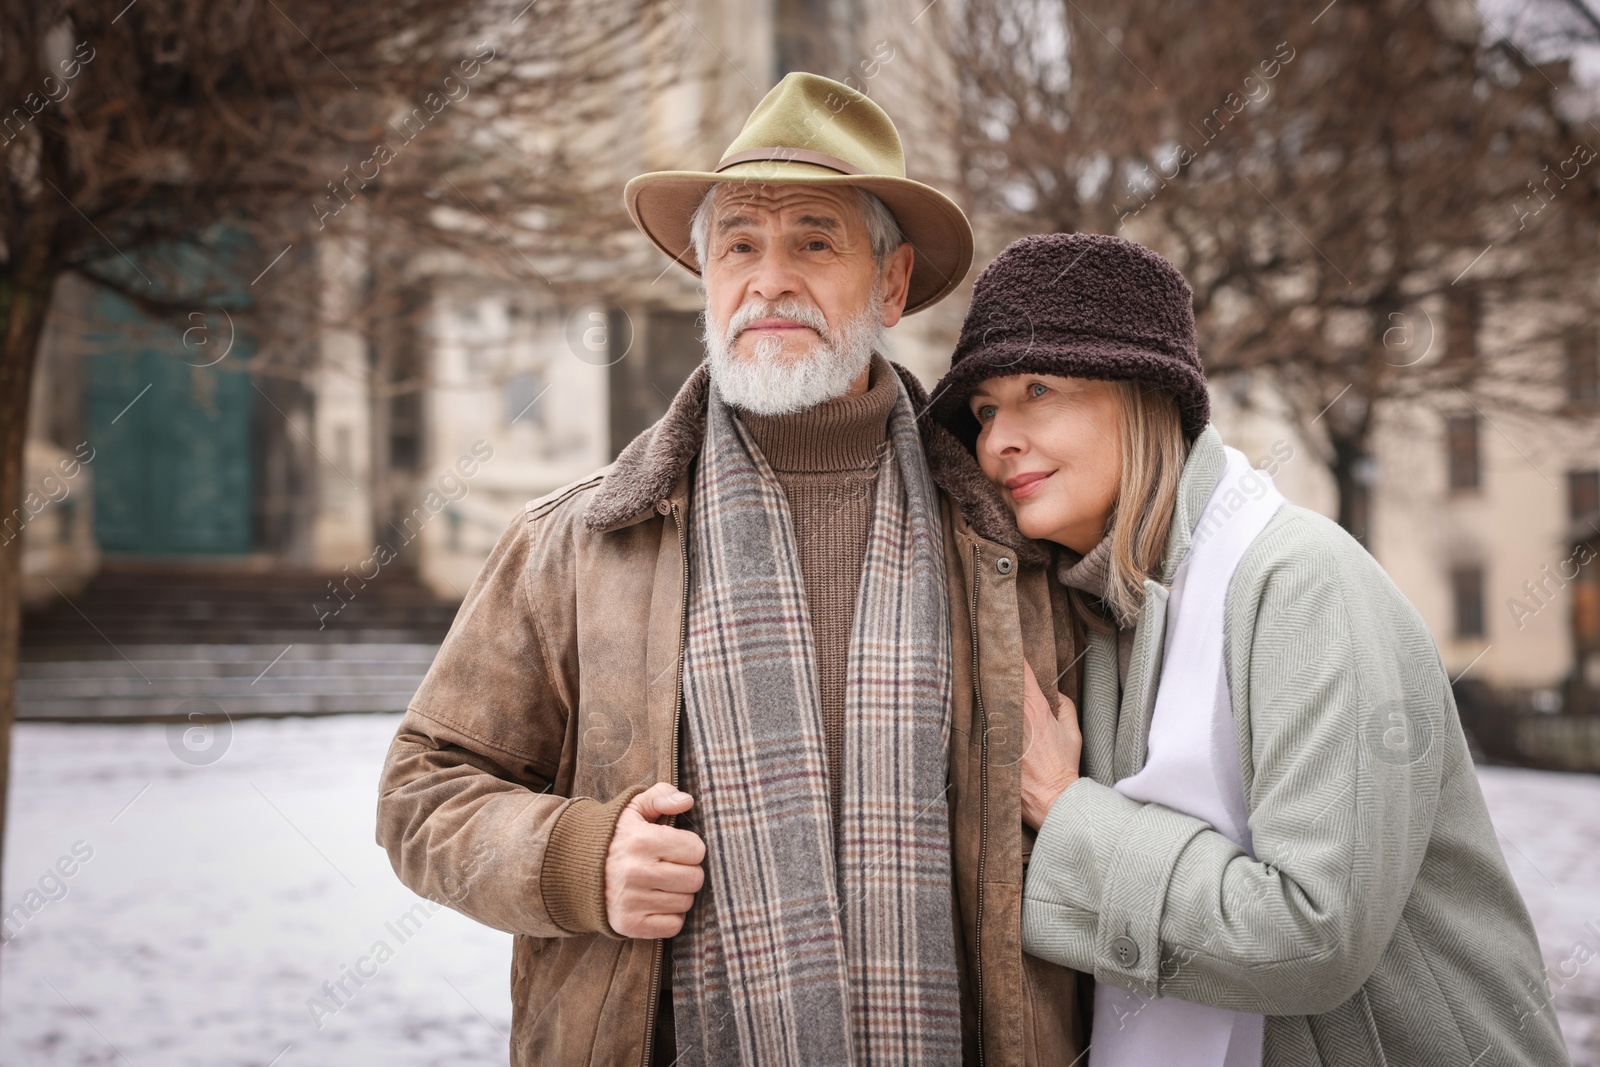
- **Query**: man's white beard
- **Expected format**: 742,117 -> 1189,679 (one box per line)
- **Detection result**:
704,290 -> 888,416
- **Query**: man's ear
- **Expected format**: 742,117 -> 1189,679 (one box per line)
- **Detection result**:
879,242 -> 915,328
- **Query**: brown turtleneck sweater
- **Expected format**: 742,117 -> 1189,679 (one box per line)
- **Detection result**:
737,357 -> 899,834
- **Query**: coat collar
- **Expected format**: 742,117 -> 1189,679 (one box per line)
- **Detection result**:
1155,424 -> 1230,585
584,357 -> 1047,566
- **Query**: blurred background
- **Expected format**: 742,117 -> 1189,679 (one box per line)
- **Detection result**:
3,0 -> 1600,1063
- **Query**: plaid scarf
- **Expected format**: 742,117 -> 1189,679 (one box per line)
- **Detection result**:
670,375 -> 963,1066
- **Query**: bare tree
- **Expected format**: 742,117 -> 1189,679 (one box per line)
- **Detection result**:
0,0 -> 662,934
932,0 -> 1600,539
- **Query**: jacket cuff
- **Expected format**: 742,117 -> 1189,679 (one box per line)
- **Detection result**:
1022,778 -> 1209,996
541,785 -> 648,937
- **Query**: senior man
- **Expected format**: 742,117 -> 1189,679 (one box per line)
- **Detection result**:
376,73 -> 1083,1066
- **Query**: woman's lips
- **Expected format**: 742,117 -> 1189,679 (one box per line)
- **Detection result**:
1004,470 -> 1053,500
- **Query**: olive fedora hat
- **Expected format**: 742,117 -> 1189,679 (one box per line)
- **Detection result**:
623,72 -> 974,314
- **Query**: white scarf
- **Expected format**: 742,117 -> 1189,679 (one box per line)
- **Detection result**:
1091,445 -> 1286,1067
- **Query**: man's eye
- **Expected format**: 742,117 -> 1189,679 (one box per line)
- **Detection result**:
805,240 -> 829,251
730,241 -> 754,253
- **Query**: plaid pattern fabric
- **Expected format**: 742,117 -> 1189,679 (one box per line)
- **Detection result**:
671,376 -> 962,1066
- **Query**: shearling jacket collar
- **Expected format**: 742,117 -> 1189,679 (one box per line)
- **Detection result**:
584,357 -> 1048,566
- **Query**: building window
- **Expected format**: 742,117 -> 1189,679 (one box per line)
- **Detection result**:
1447,289 -> 1480,367
1446,413 -> 1480,491
609,309 -> 701,459
506,371 -> 546,428
1451,565 -> 1485,639
1574,552 -> 1600,657
1568,326 -> 1599,410
1570,469 -> 1600,524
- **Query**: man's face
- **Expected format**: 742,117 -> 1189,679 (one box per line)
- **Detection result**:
698,184 -> 914,414
702,184 -> 908,364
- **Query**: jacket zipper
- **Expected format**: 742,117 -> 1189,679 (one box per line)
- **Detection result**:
640,500 -> 689,1067
970,542 -> 988,1067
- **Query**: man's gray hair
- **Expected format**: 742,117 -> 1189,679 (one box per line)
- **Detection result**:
689,184 -> 904,270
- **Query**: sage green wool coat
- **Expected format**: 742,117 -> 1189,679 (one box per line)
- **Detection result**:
1021,426 -> 1570,1067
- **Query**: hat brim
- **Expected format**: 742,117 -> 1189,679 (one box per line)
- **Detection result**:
624,162 -> 974,315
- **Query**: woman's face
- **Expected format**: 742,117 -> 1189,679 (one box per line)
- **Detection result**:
968,374 -> 1123,555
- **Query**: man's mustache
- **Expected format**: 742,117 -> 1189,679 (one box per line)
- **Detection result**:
725,299 -> 830,343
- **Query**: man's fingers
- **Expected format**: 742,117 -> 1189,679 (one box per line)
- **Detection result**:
641,859 -> 705,894
629,782 -> 695,823
651,825 -> 707,866
612,882 -> 697,914
641,889 -> 697,914
631,913 -> 687,939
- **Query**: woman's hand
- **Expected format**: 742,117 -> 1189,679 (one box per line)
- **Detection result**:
1020,660 -> 1083,831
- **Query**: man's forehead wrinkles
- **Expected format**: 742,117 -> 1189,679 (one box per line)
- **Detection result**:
715,184 -> 856,218
795,214 -> 842,231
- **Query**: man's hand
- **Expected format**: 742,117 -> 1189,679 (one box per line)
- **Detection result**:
1020,660 -> 1083,831
604,782 -> 706,939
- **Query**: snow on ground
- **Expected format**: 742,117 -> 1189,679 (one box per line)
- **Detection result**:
1477,765 -> 1600,1066
0,716 -> 1596,1066
0,714 -> 511,1067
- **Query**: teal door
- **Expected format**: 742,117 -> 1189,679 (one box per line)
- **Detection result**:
86,322 -> 254,556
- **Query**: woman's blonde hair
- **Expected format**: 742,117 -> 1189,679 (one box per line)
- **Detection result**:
1073,380 -> 1191,633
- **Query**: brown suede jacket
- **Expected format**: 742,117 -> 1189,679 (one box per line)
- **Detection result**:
375,361 -> 1086,1066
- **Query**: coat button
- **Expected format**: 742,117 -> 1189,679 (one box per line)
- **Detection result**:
1111,935 -> 1140,967
996,556 -> 1013,575
655,499 -> 671,515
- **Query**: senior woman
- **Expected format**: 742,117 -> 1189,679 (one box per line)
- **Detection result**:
930,232 -> 1570,1067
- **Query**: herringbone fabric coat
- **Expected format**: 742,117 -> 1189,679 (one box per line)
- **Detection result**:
1021,426 -> 1571,1067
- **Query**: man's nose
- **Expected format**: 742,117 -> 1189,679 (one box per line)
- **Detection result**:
747,247 -> 803,302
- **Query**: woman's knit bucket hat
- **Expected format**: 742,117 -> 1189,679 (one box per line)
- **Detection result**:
932,232 -> 1209,449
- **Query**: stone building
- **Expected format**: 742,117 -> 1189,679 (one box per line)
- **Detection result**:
14,0 -> 1600,736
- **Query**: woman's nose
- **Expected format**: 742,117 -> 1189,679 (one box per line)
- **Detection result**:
980,411 -> 1026,459
972,419 -> 1024,476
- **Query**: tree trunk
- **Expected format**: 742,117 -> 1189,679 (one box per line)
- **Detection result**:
0,260 -> 59,986
1329,430 -> 1373,549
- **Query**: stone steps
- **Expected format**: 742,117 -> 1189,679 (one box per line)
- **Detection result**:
16,643 -> 439,723
21,564 -> 458,649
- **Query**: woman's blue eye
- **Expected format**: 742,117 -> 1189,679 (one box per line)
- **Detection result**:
1028,382 -> 1048,398
976,404 -> 996,421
